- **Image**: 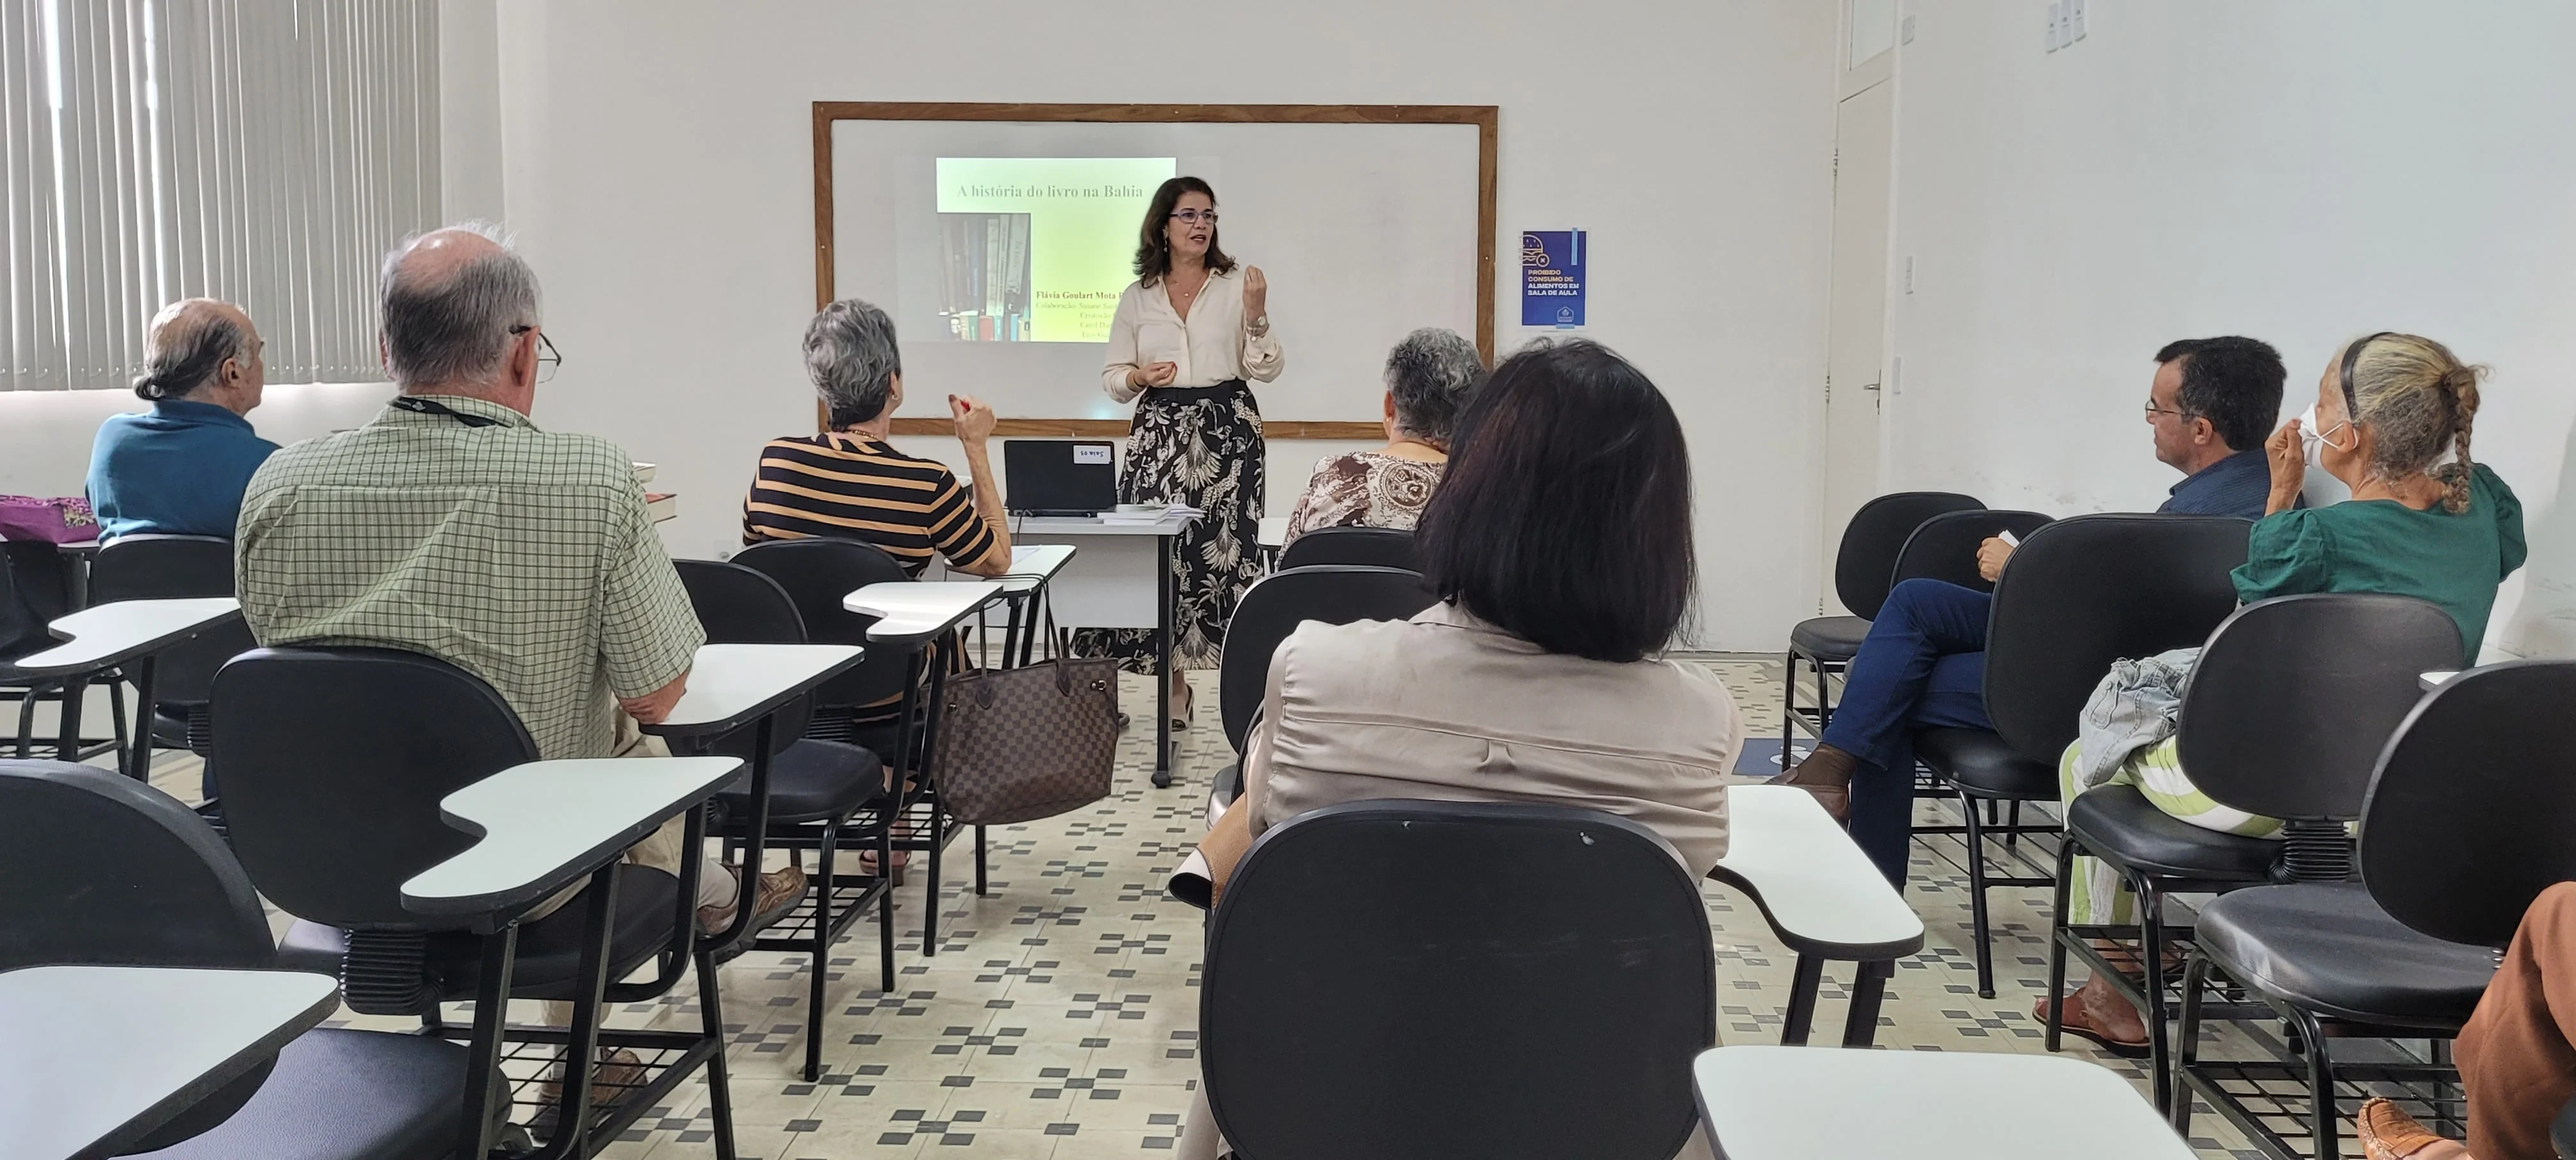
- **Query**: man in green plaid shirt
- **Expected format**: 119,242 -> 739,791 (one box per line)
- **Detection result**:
236,225 -> 804,1097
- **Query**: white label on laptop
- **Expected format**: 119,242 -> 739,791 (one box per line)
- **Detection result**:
1073,445 -> 1111,465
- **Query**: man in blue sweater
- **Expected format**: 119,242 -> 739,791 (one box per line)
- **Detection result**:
1782,335 -> 2286,883
86,299 -> 280,540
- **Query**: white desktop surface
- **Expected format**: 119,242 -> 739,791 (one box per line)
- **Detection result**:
1,965 -> 340,1160
653,643 -> 866,735
17,597 -> 241,673
1709,784 -> 1924,956
994,544 -> 1077,593
843,581 -> 1002,644
401,756 -> 744,915
1008,514 -> 1196,537
1692,1046 -> 2195,1159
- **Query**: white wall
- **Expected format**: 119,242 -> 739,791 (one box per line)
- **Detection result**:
484,0 -> 1839,649
1885,2 -> 2576,659
0,383 -> 394,498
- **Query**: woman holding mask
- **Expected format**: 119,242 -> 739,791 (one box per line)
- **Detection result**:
1079,176 -> 1285,724
2044,332 -> 2527,1055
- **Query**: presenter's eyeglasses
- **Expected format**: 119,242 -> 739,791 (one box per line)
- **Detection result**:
509,324 -> 564,383
1170,209 -> 1219,225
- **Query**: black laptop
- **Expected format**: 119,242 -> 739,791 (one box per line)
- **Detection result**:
1003,439 -> 1117,516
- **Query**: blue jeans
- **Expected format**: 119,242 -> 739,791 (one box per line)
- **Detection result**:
1819,579 -> 1995,883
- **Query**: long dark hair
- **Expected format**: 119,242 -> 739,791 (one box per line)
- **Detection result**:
1132,176 -> 1236,287
1415,339 -> 1696,662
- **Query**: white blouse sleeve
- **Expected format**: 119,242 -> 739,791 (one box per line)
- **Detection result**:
1101,285 -> 1144,404
1240,316 -> 1284,384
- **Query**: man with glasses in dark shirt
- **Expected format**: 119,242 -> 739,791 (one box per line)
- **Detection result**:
1781,335 -> 2287,882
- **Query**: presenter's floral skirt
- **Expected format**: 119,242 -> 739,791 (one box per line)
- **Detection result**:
1072,379 -> 1263,674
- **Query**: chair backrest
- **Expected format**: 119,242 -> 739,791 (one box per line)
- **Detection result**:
1890,508 -> 2056,595
0,759 -> 278,1149
1219,565 -> 1438,752
86,533 -> 254,705
675,558 -> 813,753
1277,525 -> 1419,572
2359,660 -> 2576,948
211,646 -> 538,929
733,538 -> 916,708
1984,514 -> 2250,762
2178,594 -> 2463,822
1832,491 -> 1984,618
1202,800 -> 1713,1160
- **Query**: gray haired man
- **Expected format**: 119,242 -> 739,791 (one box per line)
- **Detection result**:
236,224 -> 803,1104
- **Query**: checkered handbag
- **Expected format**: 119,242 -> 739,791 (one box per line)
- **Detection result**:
930,640 -> 1121,827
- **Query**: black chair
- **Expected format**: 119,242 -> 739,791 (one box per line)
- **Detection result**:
1886,509 -> 2059,869
212,646 -> 733,1156
1783,492 -> 1983,755
1202,801 -> 1713,1160
1276,525 -> 1418,572
677,558 -> 896,1080
2175,660 -> 2576,1159
1208,565 -> 1439,812
1,758 -> 470,1159
2,540 -> 126,763
86,534 -> 255,796
1917,514 -> 2249,1000
735,537 -> 967,953
2046,593 -> 2463,1113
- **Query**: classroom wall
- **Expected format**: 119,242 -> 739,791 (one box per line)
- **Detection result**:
482,0 -> 1841,650
0,383 -> 393,499
1883,2 -> 2576,659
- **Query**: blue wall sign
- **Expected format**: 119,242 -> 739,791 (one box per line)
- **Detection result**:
1519,229 -> 1586,328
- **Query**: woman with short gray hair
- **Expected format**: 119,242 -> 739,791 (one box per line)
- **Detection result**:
1280,327 -> 1487,543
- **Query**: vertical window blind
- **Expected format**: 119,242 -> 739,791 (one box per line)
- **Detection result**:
1,0 -> 440,392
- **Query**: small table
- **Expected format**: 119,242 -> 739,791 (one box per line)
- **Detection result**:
1705,784 -> 1926,1047
1,964 -> 339,1160
1691,1045 -> 2196,1159
17,597 -> 243,777
1001,513 -> 1197,784
952,544 -> 1077,668
400,754 -> 749,1159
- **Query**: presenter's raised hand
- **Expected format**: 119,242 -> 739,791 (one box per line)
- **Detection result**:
950,393 -> 998,443
1243,266 -> 1268,324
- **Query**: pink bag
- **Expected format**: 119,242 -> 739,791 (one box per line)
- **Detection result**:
0,496 -> 100,544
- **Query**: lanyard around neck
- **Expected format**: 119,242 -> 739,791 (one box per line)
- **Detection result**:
391,396 -> 502,429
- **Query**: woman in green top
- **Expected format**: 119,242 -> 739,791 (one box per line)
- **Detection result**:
2045,332 -> 2526,1055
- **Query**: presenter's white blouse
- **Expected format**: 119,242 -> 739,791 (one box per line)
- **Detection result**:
1100,266 -> 1285,404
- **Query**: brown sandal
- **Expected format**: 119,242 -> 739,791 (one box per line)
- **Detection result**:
1775,764 -> 1851,821
2036,993 -> 2149,1059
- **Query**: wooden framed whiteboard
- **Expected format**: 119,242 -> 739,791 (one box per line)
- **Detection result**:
811,102 -> 1498,438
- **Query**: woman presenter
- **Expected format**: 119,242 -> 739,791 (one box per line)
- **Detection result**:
1082,176 -> 1284,724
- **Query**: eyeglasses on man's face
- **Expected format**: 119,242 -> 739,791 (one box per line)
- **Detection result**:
2143,401 -> 2199,424
1169,209 -> 1218,226
509,324 -> 563,384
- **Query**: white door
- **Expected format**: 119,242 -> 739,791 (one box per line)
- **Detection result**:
1818,79 -> 1894,613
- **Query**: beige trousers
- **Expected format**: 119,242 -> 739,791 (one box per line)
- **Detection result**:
533,713 -> 735,1033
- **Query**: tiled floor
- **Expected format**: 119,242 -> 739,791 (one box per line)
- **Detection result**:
99,656 -> 2288,1158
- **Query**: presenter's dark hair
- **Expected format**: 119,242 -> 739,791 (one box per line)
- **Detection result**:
1416,339 -> 1695,663
2152,335 -> 2285,453
1133,176 -> 1236,286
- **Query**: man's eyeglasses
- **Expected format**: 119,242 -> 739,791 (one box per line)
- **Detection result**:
1170,209 -> 1218,225
2143,402 -> 2199,422
510,324 -> 563,383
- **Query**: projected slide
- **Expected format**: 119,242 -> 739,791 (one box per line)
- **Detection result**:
930,157 -> 1174,343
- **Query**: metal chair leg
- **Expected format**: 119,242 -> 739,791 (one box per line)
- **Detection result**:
877,821 -> 897,992
1961,789 -> 1997,998
2137,876 -> 2174,1113
1781,650 -> 1798,756
1780,954 -> 1825,1046
2297,1007 -> 2340,1160
2172,952 -> 2209,1134
806,823 -> 838,1083
695,944 -> 739,1160
2044,836 -> 2080,1052
974,825 -> 988,896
